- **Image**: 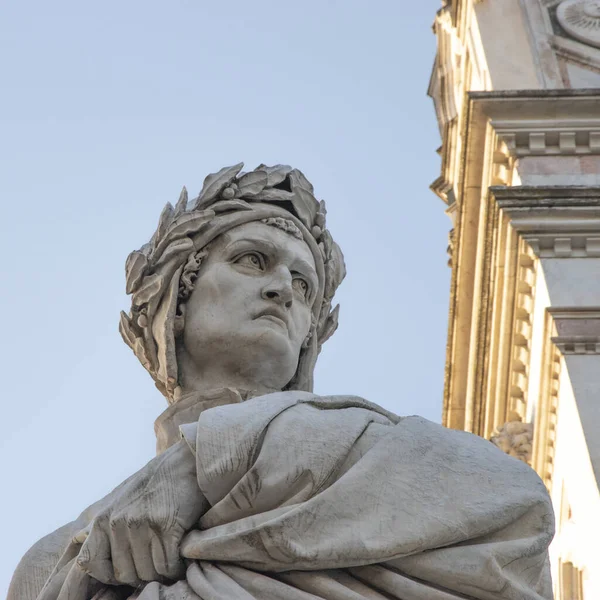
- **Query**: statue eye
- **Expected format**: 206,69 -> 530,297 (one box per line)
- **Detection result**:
292,277 -> 310,298
235,252 -> 265,270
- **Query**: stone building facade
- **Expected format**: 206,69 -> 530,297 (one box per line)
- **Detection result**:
429,2 -> 600,598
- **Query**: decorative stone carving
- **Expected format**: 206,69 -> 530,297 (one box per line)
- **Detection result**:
491,421 -> 534,464
509,244 -> 537,421
553,336 -> 600,353
557,0 -> 600,49
493,185 -> 600,258
119,163 -> 345,402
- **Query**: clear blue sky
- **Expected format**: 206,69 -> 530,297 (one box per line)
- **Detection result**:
0,1 -> 447,595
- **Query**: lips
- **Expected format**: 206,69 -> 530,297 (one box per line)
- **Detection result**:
254,308 -> 289,332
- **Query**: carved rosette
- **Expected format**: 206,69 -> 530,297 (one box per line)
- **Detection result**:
557,0 -> 600,49
490,421 -> 534,464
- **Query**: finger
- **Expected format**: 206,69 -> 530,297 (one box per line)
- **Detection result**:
36,558 -> 74,600
73,524 -> 91,544
150,527 -> 185,581
56,561 -> 97,600
127,523 -> 160,582
77,519 -> 116,585
109,518 -> 141,586
161,531 -> 187,581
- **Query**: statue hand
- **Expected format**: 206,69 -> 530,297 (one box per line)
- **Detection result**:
75,440 -> 207,587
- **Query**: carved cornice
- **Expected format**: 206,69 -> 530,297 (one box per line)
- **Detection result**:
497,126 -> 600,157
479,91 -> 600,157
492,186 -> 600,258
550,306 -> 600,354
554,336 -> 600,353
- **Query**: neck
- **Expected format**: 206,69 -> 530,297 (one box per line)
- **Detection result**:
176,345 -> 280,398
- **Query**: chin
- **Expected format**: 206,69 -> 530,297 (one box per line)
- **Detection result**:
245,329 -> 299,385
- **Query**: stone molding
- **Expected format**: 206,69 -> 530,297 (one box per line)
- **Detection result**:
492,185 -> 600,258
531,311 -> 562,490
554,336 -> 600,353
485,92 -> 600,157
550,306 -> 600,353
466,90 -> 600,147
510,243 -> 538,420
496,126 -> 600,157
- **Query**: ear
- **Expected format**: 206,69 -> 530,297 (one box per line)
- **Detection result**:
174,303 -> 186,338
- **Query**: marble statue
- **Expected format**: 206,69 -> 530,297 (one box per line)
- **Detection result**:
8,164 -> 555,600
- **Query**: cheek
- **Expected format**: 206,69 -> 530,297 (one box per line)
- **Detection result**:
188,264 -> 257,322
292,304 -> 313,344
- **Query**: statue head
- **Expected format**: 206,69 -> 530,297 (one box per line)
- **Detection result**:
120,163 -> 346,403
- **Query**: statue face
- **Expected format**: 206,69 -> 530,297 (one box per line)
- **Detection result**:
180,221 -> 318,391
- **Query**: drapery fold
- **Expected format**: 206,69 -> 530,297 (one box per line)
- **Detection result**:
10,392 -> 554,600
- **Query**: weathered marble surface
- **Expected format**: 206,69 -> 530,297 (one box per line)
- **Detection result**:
10,391 -> 554,600
8,164 -> 555,599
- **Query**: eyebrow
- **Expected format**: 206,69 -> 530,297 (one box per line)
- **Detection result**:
225,237 -> 318,281
291,258 -> 318,282
224,237 -> 278,255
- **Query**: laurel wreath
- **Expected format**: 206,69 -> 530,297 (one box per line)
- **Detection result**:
120,163 -> 346,399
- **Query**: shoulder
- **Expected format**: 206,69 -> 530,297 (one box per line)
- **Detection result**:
7,519 -> 82,600
7,484 -> 127,600
393,415 -> 552,501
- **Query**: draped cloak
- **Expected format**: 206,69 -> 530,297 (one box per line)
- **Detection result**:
8,391 -> 555,600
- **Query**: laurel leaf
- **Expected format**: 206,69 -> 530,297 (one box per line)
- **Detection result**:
320,229 -> 334,259
132,272 -> 163,307
154,237 -> 194,268
237,171 -> 268,197
257,164 -> 293,188
194,163 -> 244,210
291,186 -> 318,229
325,259 -> 338,299
289,168 -> 314,194
315,200 -> 327,229
319,304 -> 340,345
125,251 -> 149,294
212,200 -> 253,213
119,311 -> 138,347
251,189 -> 295,203
155,203 -> 174,243
317,299 -> 332,333
169,210 -> 214,237
152,210 -> 214,260
174,186 -> 188,217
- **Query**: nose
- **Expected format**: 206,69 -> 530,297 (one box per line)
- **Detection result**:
261,268 -> 293,309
